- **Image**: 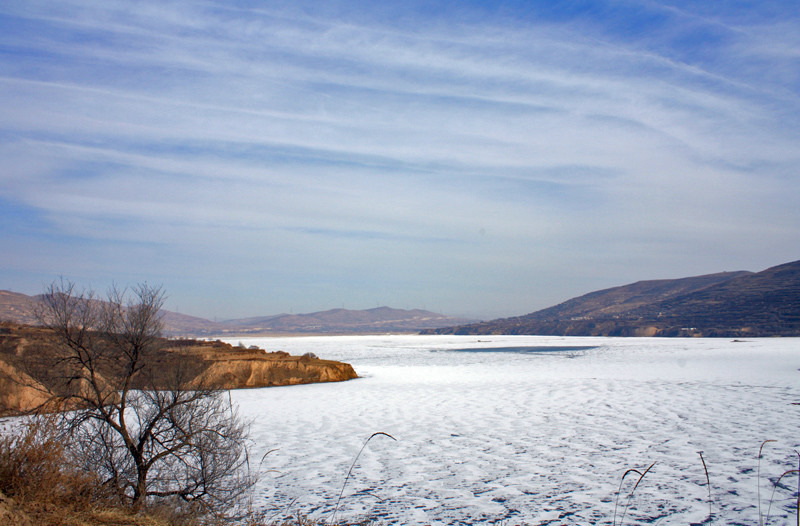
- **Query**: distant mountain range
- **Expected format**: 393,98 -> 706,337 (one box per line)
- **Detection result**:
202,307 -> 475,336
5,259 -> 799,338
425,259 -> 800,337
0,290 -> 473,336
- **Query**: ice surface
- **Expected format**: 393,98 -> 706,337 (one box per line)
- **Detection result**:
227,335 -> 800,525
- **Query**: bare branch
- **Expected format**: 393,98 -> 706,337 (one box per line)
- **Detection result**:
23,279 -> 256,519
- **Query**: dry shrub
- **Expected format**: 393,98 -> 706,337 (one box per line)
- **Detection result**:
0,417 -> 225,526
0,416 -> 103,506
0,415 -> 129,525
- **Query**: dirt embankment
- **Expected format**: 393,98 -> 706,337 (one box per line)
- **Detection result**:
0,324 -> 358,415
166,339 -> 359,389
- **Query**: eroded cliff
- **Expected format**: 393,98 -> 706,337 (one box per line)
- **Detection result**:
0,324 -> 357,415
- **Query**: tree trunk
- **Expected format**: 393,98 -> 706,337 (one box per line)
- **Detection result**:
132,461 -> 148,508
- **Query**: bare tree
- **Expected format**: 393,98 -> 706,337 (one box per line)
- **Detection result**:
33,278 -> 255,519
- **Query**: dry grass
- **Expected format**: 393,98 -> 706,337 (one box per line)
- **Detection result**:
612,443 -> 800,526
0,415 -> 366,526
0,416 -> 101,507
0,416 -> 179,526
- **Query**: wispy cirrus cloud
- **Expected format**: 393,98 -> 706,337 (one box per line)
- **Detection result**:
1,0 -> 798,318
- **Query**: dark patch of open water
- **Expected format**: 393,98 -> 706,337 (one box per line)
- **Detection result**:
443,345 -> 598,354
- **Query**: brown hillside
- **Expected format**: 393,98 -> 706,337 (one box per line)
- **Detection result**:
0,323 -> 357,416
0,291 -> 38,325
516,271 -> 751,321
427,260 -> 800,337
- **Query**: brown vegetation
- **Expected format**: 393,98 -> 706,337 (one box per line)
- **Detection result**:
0,324 -> 357,416
0,417 -> 329,526
0,416 -> 175,526
0,280 -> 358,526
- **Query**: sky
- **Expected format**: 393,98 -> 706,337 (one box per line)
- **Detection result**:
1,0 -> 799,321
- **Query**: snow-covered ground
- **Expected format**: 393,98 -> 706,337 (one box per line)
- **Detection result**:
227,335 -> 800,525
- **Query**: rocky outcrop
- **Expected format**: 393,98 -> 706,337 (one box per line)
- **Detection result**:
154,339 -> 359,389
0,324 -> 358,415
197,355 -> 357,389
0,359 -> 51,415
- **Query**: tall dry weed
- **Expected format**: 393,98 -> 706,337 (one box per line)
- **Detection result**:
0,415 -> 124,525
0,416 -> 102,507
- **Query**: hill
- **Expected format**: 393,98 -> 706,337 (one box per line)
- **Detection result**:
0,290 -> 40,326
0,323 -> 357,416
425,260 -> 800,337
0,291 -> 472,336
218,306 -> 474,335
0,290 -> 227,336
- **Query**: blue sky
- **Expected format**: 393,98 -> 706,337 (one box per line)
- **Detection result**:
1,0 -> 799,320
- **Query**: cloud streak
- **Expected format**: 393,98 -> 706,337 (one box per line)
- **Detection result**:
1,0 -> 799,318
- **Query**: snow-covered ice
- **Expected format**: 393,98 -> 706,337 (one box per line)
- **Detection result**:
227,335 -> 800,525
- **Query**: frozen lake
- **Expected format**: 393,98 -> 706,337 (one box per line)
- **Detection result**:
227,335 -> 800,525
